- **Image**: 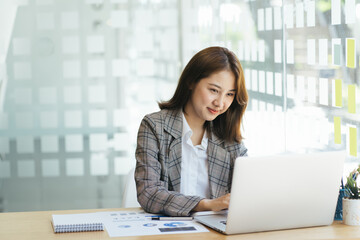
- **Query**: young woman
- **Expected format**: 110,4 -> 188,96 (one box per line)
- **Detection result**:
135,46 -> 248,216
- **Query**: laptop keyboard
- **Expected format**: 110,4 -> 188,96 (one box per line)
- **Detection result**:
220,220 -> 227,225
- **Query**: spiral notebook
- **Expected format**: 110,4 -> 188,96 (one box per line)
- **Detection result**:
52,213 -> 104,233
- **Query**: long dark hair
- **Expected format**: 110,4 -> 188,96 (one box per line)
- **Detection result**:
158,46 -> 248,143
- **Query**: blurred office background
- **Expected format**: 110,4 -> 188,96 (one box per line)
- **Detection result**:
0,0 -> 359,212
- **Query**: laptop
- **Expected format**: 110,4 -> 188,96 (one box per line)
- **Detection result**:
194,151 -> 345,235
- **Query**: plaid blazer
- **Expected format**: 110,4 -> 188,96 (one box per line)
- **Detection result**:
135,109 -> 248,216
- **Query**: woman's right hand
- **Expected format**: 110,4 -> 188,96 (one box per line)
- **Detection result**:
193,193 -> 231,212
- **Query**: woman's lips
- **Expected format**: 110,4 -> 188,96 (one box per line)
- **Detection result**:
208,108 -> 219,114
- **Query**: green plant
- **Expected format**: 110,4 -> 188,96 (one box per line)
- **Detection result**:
345,166 -> 360,199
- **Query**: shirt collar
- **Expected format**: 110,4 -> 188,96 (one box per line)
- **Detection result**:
182,112 -> 208,149
182,112 -> 192,139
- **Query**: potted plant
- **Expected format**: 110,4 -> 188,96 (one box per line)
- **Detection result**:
343,165 -> 360,225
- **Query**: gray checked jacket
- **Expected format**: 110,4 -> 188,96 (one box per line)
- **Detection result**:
135,108 -> 248,216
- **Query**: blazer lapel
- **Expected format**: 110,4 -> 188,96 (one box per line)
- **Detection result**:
207,131 -> 230,198
163,109 -> 183,192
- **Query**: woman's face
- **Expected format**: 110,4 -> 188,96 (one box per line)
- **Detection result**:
185,70 -> 236,124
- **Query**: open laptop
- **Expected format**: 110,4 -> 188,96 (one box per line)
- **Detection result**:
194,151 -> 345,235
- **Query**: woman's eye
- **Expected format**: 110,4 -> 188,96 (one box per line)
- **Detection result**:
210,89 -> 218,93
227,93 -> 235,97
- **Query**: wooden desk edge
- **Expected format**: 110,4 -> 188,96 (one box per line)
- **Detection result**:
1,208 -> 360,240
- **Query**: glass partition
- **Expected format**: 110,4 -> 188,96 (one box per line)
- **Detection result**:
0,0 -> 358,212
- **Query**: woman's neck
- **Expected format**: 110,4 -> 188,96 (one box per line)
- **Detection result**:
183,107 -> 205,132
183,109 -> 205,146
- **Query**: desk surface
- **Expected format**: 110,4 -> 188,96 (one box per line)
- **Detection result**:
1,208 -> 360,240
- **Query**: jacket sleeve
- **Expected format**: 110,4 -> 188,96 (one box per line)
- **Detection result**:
134,116 -> 202,216
237,141 -> 248,157
227,141 -> 248,192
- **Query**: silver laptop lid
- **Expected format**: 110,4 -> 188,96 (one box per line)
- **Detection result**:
226,151 -> 345,234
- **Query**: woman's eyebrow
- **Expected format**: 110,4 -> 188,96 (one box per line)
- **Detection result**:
208,83 -> 236,92
208,83 -> 221,89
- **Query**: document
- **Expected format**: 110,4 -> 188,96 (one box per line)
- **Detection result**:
98,210 -> 209,237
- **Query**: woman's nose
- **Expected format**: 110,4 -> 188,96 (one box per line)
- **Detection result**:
214,95 -> 224,107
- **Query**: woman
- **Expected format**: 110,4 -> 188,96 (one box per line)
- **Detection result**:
135,46 -> 248,216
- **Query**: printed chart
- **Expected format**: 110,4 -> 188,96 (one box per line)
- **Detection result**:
98,210 -> 208,237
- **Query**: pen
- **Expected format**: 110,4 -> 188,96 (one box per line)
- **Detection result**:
146,216 -> 193,221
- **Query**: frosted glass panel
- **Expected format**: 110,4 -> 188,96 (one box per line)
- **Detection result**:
16,136 -> 34,153
87,60 -> 105,78
113,109 -> 129,127
87,36 -> 105,53
112,59 -> 130,77
136,59 -> 154,76
1,0 -> 357,214
0,161 -> 11,178
66,158 -> 84,176
41,135 -> 59,153
0,113 -> 8,129
63,60 -> 81,79
65,135 -> 83,152
114,157 -> 134,175
64,111 -> 82,128
0,137 -> 10,153
40,111 -> 58,128
14,88 -> 32,105
114,133 -> 129,151
42,159 -> 60,177
15,112 -> 34,129
62,36 -> 80,54
13,62 -> 32,79
63,86 -> 82,104
90,155 -> 109,176
88,85 -> 106,103
89,110 -> 107,127
13,38 -> 31,55
39,87 -> 57,104
61,12 -> 79,29
36,0 -> 54,5
17,160 -> 35,178
89,134 -> 108,151
36,13 -> 55,30
110,10 -> 128,28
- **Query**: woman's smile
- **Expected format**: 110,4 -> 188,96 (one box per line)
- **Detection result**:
207,107 -> 219,114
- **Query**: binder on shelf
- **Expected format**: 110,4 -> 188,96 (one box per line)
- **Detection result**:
52,213 -> 104,233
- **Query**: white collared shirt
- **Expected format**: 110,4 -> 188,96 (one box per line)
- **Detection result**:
180,113 -> 210,199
